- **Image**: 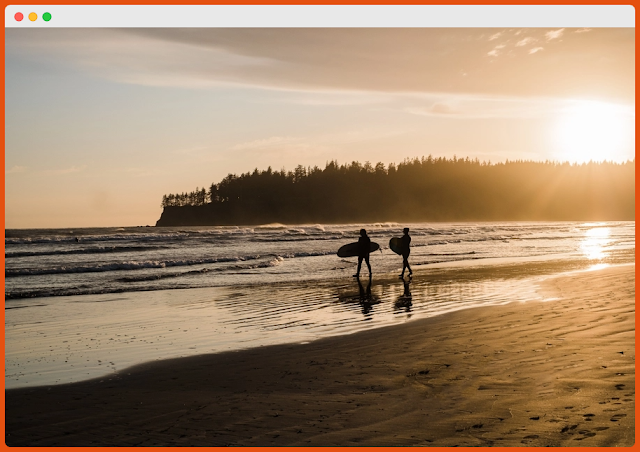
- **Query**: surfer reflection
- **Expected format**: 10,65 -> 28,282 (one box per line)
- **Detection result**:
399,228 -> 412,279
357,276 -> 374,316
354,228 -> 372,278
394,277 -> 413,313
358,275 -> 372,300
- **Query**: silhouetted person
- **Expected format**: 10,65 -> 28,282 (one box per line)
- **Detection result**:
399,227 -> 412,278
354,228 -> 372,278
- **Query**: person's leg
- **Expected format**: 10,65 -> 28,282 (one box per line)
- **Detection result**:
404,254 -> 412,275
354,256 -> 363,277
365,255 -> 371,276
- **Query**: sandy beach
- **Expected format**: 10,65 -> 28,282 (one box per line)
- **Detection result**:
5,264 -> 635,447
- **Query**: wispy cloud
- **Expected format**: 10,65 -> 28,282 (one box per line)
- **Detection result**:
487,44 -> 506,57
406,103 -> 459,117
529,47 -> 544,54
171,145 -> 211,156
545,28 -> 565,41
403,95 -> 568,119
7,28 -> 634,102
120,167 -> 163,177
516,37 -> 536,47
6,165 -> 26,174
272,90 -> 393,106
231,136 -> 298,151
44,165 -> 87,175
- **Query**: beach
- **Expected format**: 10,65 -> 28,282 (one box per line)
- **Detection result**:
5,264 -> 634,447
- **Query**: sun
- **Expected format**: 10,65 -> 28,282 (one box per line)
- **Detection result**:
553,100 -> 634,163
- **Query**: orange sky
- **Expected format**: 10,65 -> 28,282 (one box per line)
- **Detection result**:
5,27 -> 635,227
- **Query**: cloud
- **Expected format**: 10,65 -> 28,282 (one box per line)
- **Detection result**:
171,145 -> 211,155
231,136 -> 298,151
403,95 -> 570,120
529,47 -> 544,54
406,105 -> 458,117
120,167 -> 164,177
487,44 -> 506,57
6,165 -> 26,174
516,37 -> 536,47
575,28 -> 592,33
430,103 -> 457,115
272,90 -> 393,106
6,28 -> 634,102
45,165 -> 87,175
545,28 -> 565,41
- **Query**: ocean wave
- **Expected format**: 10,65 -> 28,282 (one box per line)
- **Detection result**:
5,255 -> 266,277
5,286 -> 167,300
249,235 -> 344,243
276,251 -> 333,258
425,251 -> 478,256
5,245 -> 162,258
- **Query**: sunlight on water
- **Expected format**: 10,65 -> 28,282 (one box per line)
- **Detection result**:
580,227 -> 611,260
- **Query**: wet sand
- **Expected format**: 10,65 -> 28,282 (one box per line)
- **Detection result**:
5,264 -> 635,446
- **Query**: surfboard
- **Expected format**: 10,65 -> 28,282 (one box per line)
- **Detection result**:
389,237 -> 403,255
337,241 -> 380,258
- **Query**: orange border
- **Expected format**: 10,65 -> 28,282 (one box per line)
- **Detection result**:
1,2 -> 636,452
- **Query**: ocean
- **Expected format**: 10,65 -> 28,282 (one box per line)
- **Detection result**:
5,221 -> 635,388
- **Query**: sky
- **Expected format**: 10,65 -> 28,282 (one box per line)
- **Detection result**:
5,27 -> 635,228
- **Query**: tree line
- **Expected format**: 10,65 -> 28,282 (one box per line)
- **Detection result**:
157,156 -> 635,226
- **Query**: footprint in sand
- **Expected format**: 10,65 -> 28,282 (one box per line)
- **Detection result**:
615,384 -> 625,390
610,414 -> 627,422
574,431 -> 596,440
521,435 -> 539,444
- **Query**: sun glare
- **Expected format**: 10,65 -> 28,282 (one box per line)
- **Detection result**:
554,101 -> 634,163
580,227 -> 611,261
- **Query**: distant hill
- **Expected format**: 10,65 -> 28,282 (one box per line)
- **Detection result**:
156,157 -> 635,226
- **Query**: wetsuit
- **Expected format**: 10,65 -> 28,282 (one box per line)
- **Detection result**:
400,234 -> 412,276
356,235 -> 372,277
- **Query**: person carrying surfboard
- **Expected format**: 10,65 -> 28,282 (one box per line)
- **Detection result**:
399,227 -> 412,278
354,228 -> 372,278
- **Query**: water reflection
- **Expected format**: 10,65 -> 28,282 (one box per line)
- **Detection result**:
357,276 -> 377,317
394,276 -> 413,314
580,227 -> 611,260
335,276 -> 380,318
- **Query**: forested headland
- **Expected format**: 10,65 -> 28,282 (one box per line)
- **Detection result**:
156,156 -> 635,226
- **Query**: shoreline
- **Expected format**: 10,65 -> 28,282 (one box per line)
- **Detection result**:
7,260 -> 607,390
6,264 -> 635,446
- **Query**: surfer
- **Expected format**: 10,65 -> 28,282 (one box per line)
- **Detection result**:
354,228 -> 372,278
399,227 -> 412,278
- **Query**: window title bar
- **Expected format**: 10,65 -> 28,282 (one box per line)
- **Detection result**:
5,5 -> 635,28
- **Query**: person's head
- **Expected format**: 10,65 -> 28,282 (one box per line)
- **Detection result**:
360,228 -> 367,236
403,227 -> 410,235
